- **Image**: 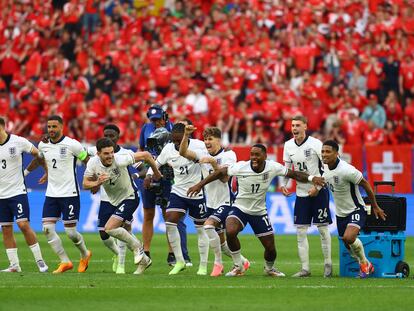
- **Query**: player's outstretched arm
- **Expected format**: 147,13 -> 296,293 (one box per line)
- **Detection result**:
359,178 -> 387,220
134,151 -> 162,180
286,169 -> 325,187
179,125 -> 197,161
187,166 -> 228,197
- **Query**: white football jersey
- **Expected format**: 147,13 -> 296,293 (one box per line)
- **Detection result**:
156,139 -> 208,199
87,146 -> 138,203
323,158 -> 365,217
0,134 -> 34,199
84,152 -> 137,207
227,160 -> 288,216
39,136 -> 85,197
199,149 -> 237,209
283,136 -> 323,197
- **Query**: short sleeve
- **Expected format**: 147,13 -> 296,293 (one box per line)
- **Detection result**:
313,139 -> 323,161
192,140 -> 209,161
283,143 -> 292,163
221,151 -> 237,167
227,162 -> 244,177
70,139 -> 85,157
344,165 -> 363,184
87,146 -> 97,156
115,153 -> 135,168
269,161 -> 288,177
84,159 -> 96,177
155,144 -> 169,166
18,136 -> 34,154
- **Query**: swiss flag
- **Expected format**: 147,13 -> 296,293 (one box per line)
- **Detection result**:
366,145 -> 412,193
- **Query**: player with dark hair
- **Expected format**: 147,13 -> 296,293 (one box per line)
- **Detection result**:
146,123 -> 209,275
187,144 -> 325,277
140,105 -> 190,266
87,124 -> 143,273
282,115 -> 333,277
26,115 -> 92,273
319,140 -> 386,278
0,117 -> 48,273
83,138 -> 162,274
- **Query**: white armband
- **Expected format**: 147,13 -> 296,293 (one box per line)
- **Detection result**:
307,175 -> 315,182
24,169 -> 30,177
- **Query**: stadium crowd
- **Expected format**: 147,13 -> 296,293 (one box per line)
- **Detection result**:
1,0 -> 414,146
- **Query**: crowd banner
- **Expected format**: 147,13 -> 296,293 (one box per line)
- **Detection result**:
365,145 -> 412,193
342,145 -> 363,172
18,191 -> 414,236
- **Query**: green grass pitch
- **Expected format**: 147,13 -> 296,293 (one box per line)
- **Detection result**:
0,233 -> 413,311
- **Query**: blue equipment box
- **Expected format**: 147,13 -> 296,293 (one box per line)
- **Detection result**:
339,231 -> 410,278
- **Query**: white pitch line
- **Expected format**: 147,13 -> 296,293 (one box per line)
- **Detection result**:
0,285 -> 412,290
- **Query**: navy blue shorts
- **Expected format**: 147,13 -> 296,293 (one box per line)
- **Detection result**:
43,196 -> 80,224
141,180 -> 171,209
227,207 -> 274,237
0,194 -> 30,225
167,193 -> 207,222
97,200 -> 134,230
112,195 -> 139,223
294,187 -> 332,226
336,208 -> 367,237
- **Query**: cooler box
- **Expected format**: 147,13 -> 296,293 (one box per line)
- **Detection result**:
339,231 -> 409,278
339,181 -> 410,278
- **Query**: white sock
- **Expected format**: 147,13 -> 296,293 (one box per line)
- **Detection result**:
117,240 -> 127,267
221,241 -> 232,258
230,249 -> 243,268
196,225 -> 209,269
43,223 -> 70,263
102,237 -> 119,255
297,226 -> 310,271
65,227 -> 89,258
29,243 -> 44,262
165,222 -> 184,263
349,238 -> 368,264
205,225 -> 222,264
317,225 -> 332,265
265,260 -> 274,270
106,227 -> 141,251
6,248 -> 19,267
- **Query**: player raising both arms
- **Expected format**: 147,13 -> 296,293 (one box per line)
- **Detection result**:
282,116 -> 332,277
145,123 -> 210,275
0,117 -> 48,273
26,115 -> 91,273
83,137 -> 161,274
188,144 -> 325,277
319,140 -> 386,278
179,125 -> 250,277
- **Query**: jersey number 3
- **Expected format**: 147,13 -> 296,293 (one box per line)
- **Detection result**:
1,159 -> 6,169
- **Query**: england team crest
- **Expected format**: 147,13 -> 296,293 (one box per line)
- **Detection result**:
9,147 -> 16,157
304,149 -> 311,158
217,158 -> 222,165
334,176 -> 339,184
60,147 -> 67,158
263,172 -> 269,181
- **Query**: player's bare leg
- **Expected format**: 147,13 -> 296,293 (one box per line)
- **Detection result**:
342,225 -> 373,278
17,221 -> 48,272
258,234 -> 285,277
165,210 -> 186,275
43,221 -> 73,273
1,225 -> 21,272
224,217 -> 245,276
64,223 -> 91,273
